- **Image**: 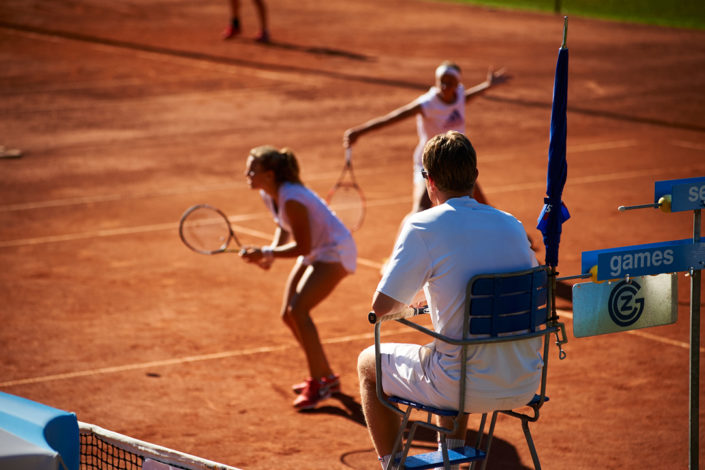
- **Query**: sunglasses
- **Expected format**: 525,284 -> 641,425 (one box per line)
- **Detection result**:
420,169 -> 428,180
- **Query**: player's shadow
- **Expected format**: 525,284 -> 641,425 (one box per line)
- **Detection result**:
305,393 -> 531,469
299,392 -> 366,424
254,38 -> 374,61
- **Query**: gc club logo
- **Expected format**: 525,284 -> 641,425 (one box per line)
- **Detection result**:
608,280 -> 645,327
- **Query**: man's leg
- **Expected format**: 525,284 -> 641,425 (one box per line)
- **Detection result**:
436,414 -> 469,442
434,414 -> 468,470
358,346 -> 402,459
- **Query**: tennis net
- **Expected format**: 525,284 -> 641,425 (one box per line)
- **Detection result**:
79,422 -> 241,470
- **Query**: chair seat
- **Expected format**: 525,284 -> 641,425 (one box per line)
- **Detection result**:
400,446 -> 486,470
390,393 -> 549,417
527,394 -> 549,406
389,396 -> 460,417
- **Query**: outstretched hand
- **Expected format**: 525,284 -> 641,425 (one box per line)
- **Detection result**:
343,128 -> 358,148
487,66 -> 510,86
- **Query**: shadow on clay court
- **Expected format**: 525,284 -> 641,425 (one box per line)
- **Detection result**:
306,393 -> 531,470
300,392 -> 366,425
253,38 -> 374,62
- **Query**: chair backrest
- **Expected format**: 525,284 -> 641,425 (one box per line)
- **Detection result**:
464,266 -> 550,340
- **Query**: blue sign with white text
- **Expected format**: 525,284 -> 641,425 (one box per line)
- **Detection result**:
655,176 -> 705,212
672,180 -> 705,212
582,238 -> 705,281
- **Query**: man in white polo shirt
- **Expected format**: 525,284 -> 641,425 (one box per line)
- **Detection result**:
357,131 -> 542,469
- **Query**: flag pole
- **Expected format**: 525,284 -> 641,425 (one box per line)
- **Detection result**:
549,17 -> 569,358
561,16 -> 568,49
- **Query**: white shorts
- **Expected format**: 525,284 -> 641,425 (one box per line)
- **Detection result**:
371,342 -> 538,414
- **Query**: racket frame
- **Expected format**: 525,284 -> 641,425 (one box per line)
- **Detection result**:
178,204 -> 242,255
326,147 -> 366,232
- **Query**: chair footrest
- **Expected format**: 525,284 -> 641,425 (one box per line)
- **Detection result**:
401,446 -> 486,470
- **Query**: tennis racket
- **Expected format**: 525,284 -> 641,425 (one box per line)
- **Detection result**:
326,147 -> 365,232
178,204 -> 242,255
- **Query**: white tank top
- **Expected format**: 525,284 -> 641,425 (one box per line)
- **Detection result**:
412,84 -> 467,170
260,182 -> 356,271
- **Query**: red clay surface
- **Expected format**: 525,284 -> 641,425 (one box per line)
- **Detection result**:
1,0 -> 704,468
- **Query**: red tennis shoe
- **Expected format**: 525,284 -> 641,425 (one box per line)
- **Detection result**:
292,376 -> 338,410
291,374 -> 340,395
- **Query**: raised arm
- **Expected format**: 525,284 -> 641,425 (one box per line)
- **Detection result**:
464,67 -> 509,103
343,100 -> 422,147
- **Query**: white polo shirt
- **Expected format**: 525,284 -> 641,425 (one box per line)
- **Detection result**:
376,196 -> 542,412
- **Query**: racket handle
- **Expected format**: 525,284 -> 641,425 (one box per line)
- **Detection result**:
345,147 -> 352,166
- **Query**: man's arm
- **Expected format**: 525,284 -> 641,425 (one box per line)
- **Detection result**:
371,290 -> 408,319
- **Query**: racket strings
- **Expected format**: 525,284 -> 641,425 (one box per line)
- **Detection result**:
180,209 -> 232,253
328,185 -> 364,231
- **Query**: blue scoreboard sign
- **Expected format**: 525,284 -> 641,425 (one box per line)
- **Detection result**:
582,238 -> 705,282
655,176 -> 705,212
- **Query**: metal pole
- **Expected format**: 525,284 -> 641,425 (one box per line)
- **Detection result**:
690,208 -> 701,470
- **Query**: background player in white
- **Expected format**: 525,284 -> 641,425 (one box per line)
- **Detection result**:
240,145 -> 356,410
357,131 -> 541,469
343,61 -> 507,220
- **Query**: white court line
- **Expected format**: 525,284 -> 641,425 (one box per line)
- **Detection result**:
0,327 -> 411,388
2,308 -> 699,388
2,143 -> 698,215
0,169 -> 343,213
558,310 -> 703,352
672,140 -> 705,152
568,139 -> 638,152
0,165 -> 693,248
449,140 -> 638,163
0,139 -> 670,214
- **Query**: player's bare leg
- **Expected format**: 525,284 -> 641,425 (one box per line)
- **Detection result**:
280,258 -> 306,345
223,0 -> 241,39
252,0 -> 269,42
287,261 -> 347,379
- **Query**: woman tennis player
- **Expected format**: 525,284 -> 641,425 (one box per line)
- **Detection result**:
240,145 -> 357,410
344,61 -> 507,222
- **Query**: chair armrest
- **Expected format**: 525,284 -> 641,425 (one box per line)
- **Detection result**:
368,306 -> 429,324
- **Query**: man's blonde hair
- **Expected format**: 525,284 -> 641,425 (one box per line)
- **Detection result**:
422,131 -> 477,193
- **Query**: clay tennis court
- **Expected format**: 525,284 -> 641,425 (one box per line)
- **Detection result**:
1,0 -> 704,468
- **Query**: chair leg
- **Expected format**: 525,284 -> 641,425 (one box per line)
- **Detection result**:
478,412 -> 499,470
469,414 -> 488,470
399,422 -> 421,469
521,417 -> 541,470
438,433 -> 450,470
387,408 -> 413,470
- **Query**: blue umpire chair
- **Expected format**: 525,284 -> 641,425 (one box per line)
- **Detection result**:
373,266 -> 567,470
